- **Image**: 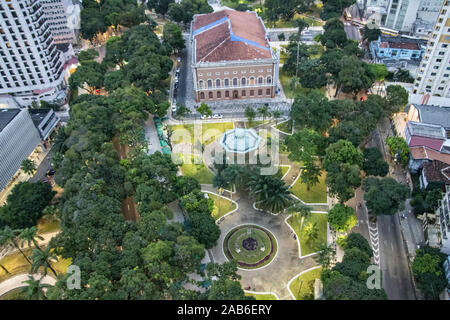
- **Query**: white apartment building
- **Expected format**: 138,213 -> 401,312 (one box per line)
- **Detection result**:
413,1 -> 450,98
40,0 -> 79,44
0,0 -> 68,106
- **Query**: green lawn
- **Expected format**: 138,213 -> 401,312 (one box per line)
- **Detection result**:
37,217 -> 60,234
287,212 -> 328,256
279,166 -> 289,177
180,155 -> 214,184
0,288 -> 27,300
245,120 -> 269,129
245,292 -> 278,300
290,170 -> 327,203
289,267 -> 322,300
275,120 -> 292,134
279,69 -> 327,99
265,13 -> 324,28
0,248 -> 71,283
208,193 -> 236,221
170,122 -> 234,146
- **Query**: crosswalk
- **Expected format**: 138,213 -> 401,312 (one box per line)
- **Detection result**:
368,221 -> 380,266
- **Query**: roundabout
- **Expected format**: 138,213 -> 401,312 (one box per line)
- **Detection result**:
223,225 -> 278,270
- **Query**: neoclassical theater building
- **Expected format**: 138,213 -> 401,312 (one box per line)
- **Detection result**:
190,9 -> 280,102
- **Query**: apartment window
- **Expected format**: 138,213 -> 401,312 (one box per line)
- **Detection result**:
224,79 -> 229,87
232,78 -> 238,86
225,91 -> 229,98
266,89 -> 270,95
258,89 -> 262,96
258,77 -> 263,85
216,79 -> 221,87
241,90 -> 246,97
200,92 -> 205,99
217,91 -> 221,98
198,80 -> 204,89
250,90 -> 254,96
207,79 -> 212,88
241,77 -> 246,86
267,76 -> 272,84
208,91 -> 213,99
249,77 -> 255,86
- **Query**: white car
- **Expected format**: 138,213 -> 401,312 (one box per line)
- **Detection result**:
212,113 -> 223,119
171,105 -> 177,112
201,114 -> 212,120
177,57 -> 181,63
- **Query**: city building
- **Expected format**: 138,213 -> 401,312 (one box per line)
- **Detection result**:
420,160 -> 450,189
40,0 -> 80,44
370,34 -> 425,61
190,9 -> 279,102
422,185 -> 450,255
0,108 -> 42,192
0,0 -> 68,106
28,108 -> 60,145
413,1 -> 450,97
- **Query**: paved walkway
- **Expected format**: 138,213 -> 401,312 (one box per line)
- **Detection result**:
205,188 -> 318,299
0,273 -> 56,297
144,114 -> 162,155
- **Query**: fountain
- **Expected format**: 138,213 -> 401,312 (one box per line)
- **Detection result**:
220,128 -> 261,154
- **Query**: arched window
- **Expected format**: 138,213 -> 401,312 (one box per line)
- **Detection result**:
198,80 -> 204,89
200,92 -> 205,99
258,77 -> 263,85
249,77 -> 255,86
207,79 -> 212,88
267,76 -> 272,84
241,77 -> 246,86
216,79 -> 221,87
224,78 -> 229,87
209,91 -> 213,99
232,78 -> 238,87
217,91 -> 221,98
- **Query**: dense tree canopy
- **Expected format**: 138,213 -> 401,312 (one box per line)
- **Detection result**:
327,204 -> 357,232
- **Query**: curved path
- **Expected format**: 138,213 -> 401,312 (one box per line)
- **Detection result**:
204,187 -> 318,300
0,273 -> 56,297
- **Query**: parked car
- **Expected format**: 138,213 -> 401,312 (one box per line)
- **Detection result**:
46,169 -> 55,176
177,57 -> 181,63
201,114 -> 212,120
172,104 -> 177,112
212,113 -> 223,119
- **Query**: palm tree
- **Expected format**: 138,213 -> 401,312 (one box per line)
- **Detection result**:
223,165 -> 244,189
30,247 -> 58,277
314,243 -> 336,269
21,159 -> 36,175
257,105 -> 271,123
19,227 -> 44,252
249,173 -> 293,214
21,275 -> 50,300
304,222 -> 319,243
287,202 -> 311,230
0,226 -> 32,266
272,110 -> 282,125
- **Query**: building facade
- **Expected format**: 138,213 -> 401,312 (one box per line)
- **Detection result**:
0,108 -> 41,191
40,0 -> 80,44
413,1 -> 450,98
0,0 -> 68,106
370,35 -> 425,61
191,9 -> 279,103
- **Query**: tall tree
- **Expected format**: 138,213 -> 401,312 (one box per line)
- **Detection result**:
163,23 -> 185,53
21,159 -> 36,175
21,275 -> 50,300
30,246 -> 58,277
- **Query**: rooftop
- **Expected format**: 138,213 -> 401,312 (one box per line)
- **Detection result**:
192,9 -> 272,63
406,121 -> 446,140
423,160 -> 450,185
413,104 -> 450,129
378,34 -> 426,50
28,108 -> 52,127
410,146 -> 450,165
0,108 -> 21,133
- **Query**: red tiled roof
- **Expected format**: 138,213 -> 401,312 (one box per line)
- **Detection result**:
193,9 -> 271,63
409,136 -> 444,151
410,146 -> 450,165
378,41 -> 420,50
423,160 -> 450,184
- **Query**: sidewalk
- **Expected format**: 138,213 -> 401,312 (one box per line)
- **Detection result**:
0,273 -> 56,297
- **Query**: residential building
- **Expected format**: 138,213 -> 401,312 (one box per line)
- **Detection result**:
0,108 -> 41,192
406,103 -> 450,132
413,1 -> 450,97
0,0 -> 68,106
190,9 -> 279,102
385,0 -> 421,32
40,0 -> 80,44
422,185 -> 450,254
420,160 -> 450,188
370,34 -> 425,61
